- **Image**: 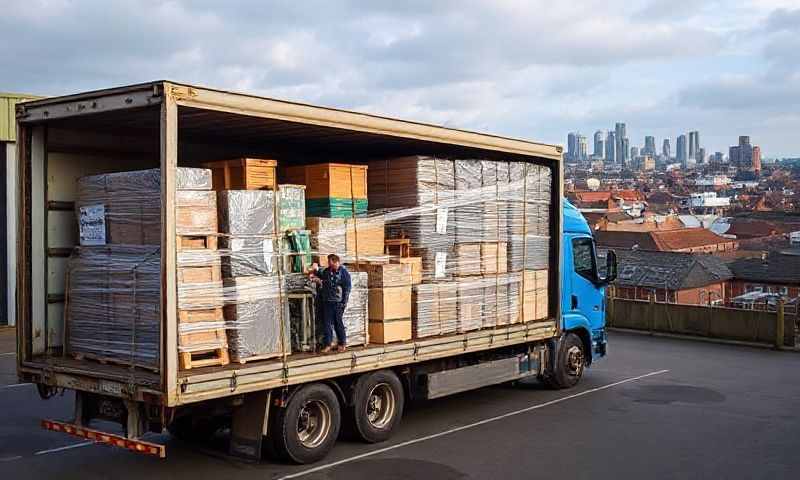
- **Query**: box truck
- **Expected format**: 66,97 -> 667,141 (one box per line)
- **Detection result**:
15,81 -> 616,463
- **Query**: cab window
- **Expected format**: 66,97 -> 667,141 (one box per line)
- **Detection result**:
572,237 -> 597,282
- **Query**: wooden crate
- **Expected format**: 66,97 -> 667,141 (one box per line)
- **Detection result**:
368,286 -> 412,320
282,163 -> 368,200
203,158 -> 278,191
178,307 -> 224,324
390,257 -> 422,285
368,319 -> 412,344
176,190 -> 218,235
357,263 -> 412,288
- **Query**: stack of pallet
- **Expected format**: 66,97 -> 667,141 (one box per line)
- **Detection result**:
283,163 -> 369,217
206,159 -> 292,363
306,215 -> 385,263
175,169 -> 227,370
359,264 -> 412,344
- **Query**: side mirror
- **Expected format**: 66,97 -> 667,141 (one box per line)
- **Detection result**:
603,250 -> 617,284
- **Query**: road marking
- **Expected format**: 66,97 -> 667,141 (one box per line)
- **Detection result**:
0,455 -> 23,462
0,352 -> 15,357
278,369 -> 670,480
34,441 -> 94,456
0,383 -> 30,390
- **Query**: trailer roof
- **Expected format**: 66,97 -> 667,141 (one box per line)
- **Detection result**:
18,81 -> 563,161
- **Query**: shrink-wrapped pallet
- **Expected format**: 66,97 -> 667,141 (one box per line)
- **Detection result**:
223,276 -> 289,362
65,246 -> 161,369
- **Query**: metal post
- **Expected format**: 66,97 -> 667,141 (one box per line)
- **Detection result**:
775,299 -> 785,350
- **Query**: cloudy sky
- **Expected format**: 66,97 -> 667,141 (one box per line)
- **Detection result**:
2,0 -> 799,156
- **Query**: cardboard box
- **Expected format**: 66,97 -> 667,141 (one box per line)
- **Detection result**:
481,242 -> 508,275
391,257 -> 422,285
358,263 -> 412,288
368,286 -> 412,320
368,319 -> 412,344
455,243 -> 481,276
203,158 -> 278,191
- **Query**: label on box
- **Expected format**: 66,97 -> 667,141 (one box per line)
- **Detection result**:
79,204 -> 106,246
435,207 -> 449,234
434,252 -> 447,278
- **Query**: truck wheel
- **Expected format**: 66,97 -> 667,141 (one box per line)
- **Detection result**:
543,333 -> 585,389
270,383 -> 341,464
349,370 -> 404,443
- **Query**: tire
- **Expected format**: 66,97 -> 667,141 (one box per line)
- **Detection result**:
348,370 -> 404,443
542,333 -> 586,390
270,383 -> 341,464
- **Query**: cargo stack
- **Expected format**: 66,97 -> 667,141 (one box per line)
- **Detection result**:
174,168 -> 227,370
359,264 -> 412,344
205,159 -> 292,363
277,184 -> 311,273
369,157 -> 552,340
306,215 -> 386,264
283,163 -> 369,218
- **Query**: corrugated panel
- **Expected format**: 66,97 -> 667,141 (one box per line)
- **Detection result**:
1,93 -> 41,142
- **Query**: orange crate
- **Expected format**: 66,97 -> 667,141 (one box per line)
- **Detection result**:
203,158 -> 277,190
282,163 -> 367,200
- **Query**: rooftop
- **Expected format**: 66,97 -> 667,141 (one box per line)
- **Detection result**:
608,249 -> 733,290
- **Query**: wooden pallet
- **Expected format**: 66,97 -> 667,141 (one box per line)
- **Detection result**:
71,352 -> 160,373
177,234 -> 218,252
180,347 -> 230,370
179,328 -> 229,370
230,351 -> 285,364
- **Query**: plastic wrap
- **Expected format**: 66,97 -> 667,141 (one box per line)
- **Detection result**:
65,245 -> 161,369
277,184 -> 306,231
176,167 -> 213,190
222,276 -> 289,361
217,190 -> 275,235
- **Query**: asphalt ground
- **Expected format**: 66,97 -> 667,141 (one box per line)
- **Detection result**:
1,329 -> 798,479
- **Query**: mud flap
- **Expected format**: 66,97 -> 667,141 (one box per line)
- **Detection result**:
229,390 -> 271,461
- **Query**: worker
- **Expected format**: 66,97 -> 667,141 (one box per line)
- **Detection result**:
309,254 -> 351,353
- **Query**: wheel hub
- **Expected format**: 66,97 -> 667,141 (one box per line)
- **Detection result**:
297,400 -> 331,449
566,345 -> 584,376
365,383 -> 395,429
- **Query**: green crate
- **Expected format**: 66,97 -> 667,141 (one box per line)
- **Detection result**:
306,197 -> 368,218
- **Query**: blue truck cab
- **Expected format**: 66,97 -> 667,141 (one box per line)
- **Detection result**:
544,199 -> 616,388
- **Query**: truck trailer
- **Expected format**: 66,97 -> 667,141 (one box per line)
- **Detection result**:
15,81 -> 617,463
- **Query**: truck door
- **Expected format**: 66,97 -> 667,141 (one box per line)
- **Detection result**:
567,235 -> 605,331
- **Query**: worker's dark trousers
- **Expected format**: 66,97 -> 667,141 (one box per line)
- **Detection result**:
323,302 -> 347,346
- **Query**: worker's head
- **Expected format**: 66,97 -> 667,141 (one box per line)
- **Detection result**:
327,254 -> 341,271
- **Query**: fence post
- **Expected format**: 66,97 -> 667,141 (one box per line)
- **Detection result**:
775,299 -> 785,350
607,285 -> 615,327
648,292 -> 655,335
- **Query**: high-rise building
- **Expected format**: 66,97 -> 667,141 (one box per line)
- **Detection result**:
567,132 -> 578,162
606,131 -> 616,163
630,146 -> 639,160
577,134 -> 588,161
621,137 -> 630,167
697,147 -> 706,164
634,155 -> 655,171
752,145 -> 761,173
644,136 -> 656,156
593,130 -> 605,159
662,138 -> 671,158
615,123 -> 626,165
677,134 -> 688,165
688,131 -> 700,160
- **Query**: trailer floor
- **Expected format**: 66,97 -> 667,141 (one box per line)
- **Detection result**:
2,331 -> 799,479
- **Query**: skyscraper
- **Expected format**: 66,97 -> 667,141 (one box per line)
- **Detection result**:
630,146 -> 639,160
567,132 -> 578,162
698,147 -> 706,164
593,130 -> 605,159
677,134 -> 688,165
730,135 -> 755,172
606,131 -> 616,163
615,123 -> 626,165
662,138 -> 671,158
752,145 -> 761,173
688,131 -> 700,160
577,134 -> 588,161
621,137 -> 630,167
644,136 -> 656,156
